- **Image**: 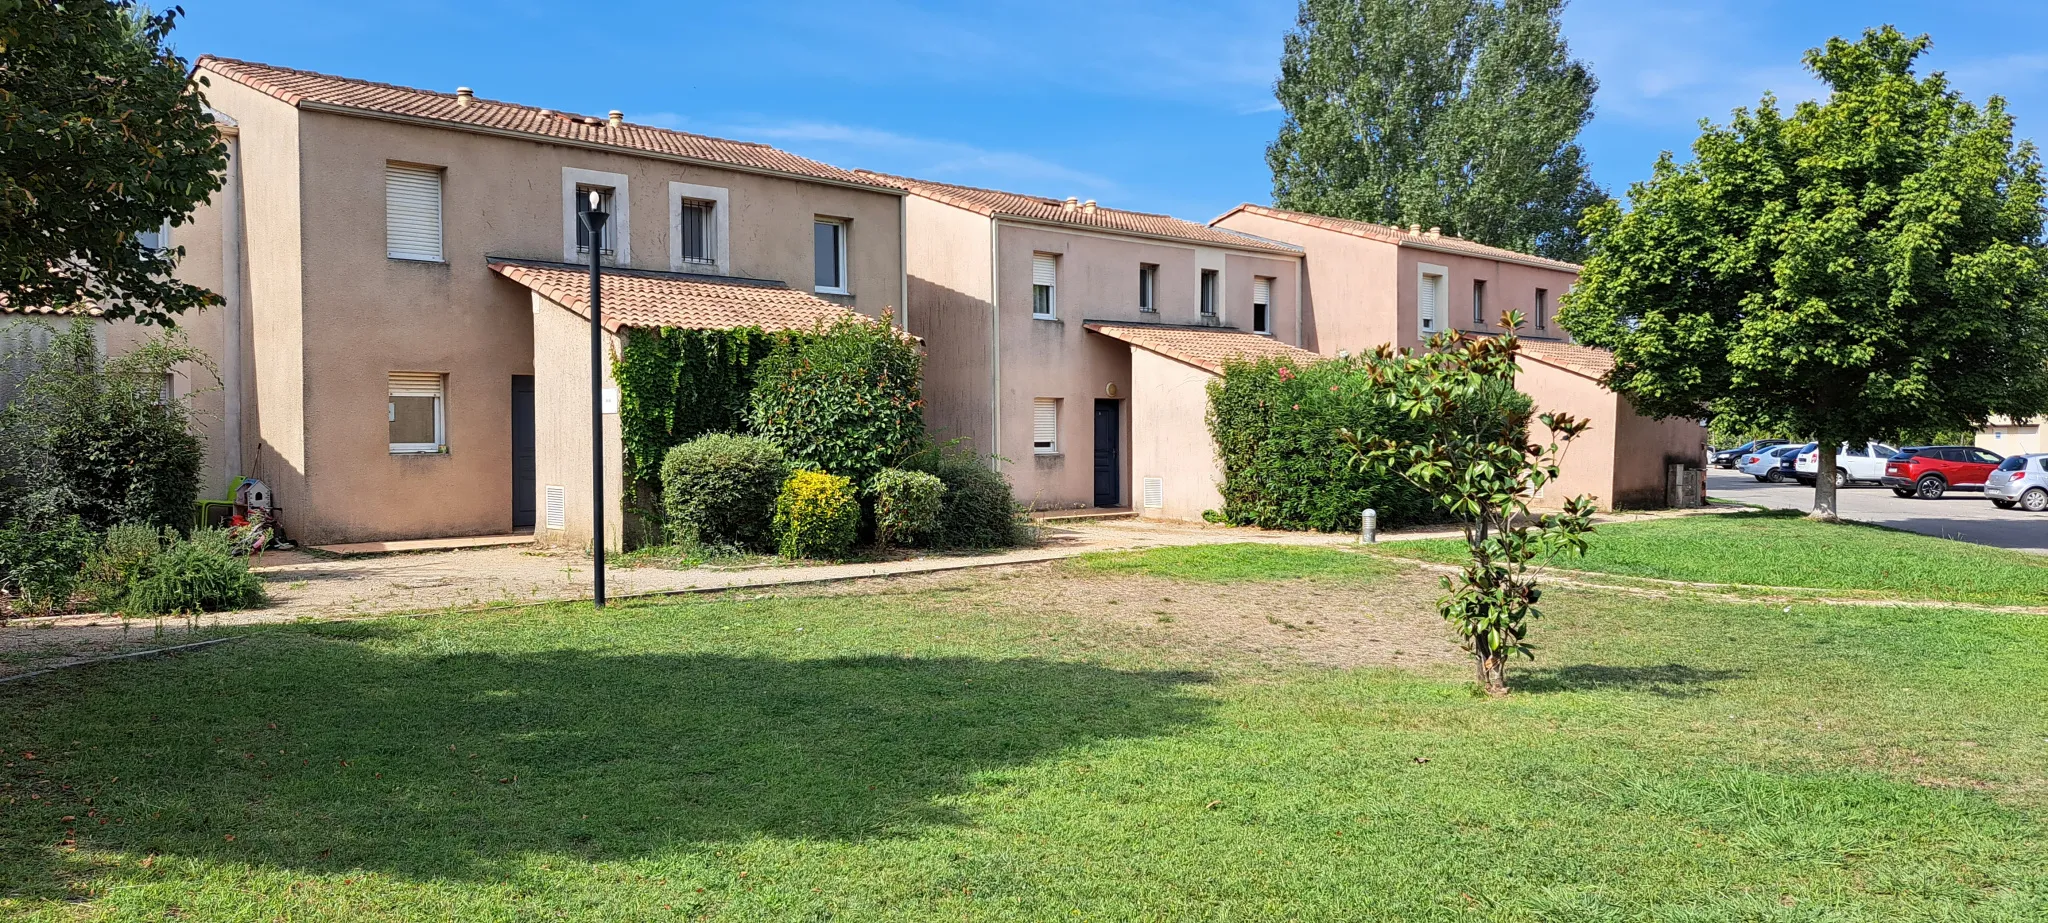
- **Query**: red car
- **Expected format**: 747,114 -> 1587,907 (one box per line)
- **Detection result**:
1883,445 -> 2005,499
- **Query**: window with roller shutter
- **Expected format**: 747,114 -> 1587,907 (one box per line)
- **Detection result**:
388,372 -> 445,454
386,163 -> 443,262
1417,264 -> 1446,337
1032,254 -> 1057,318
1033,397 -> 1059,454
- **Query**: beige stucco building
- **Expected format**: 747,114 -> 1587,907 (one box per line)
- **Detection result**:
882,174 -> 1307,512
1211,205 -> 1706,511
1978,417 -> 2046,456
8,57 -> 908,548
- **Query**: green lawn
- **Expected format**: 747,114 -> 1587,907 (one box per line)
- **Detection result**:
4,543 -> 2047,921
1375,510 -> 2048,605
1071,542 -> 1397,582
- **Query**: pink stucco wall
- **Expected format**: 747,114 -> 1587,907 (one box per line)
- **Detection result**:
1129,348 -> 1225,521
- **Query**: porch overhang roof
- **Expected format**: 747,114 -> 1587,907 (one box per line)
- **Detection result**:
1085,321 -> 1321,374
488,258 -> 861,334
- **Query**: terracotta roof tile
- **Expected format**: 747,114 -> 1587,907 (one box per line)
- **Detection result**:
489,260 -> 861,333
1214,204 -> 1581,272
862,172 -> 1303,255
1517,338 -> 1615,379
197,57 -> 893,191
1086,323 -> 1319,373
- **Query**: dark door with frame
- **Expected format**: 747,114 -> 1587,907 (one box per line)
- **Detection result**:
1093,399 -> 1121,508
511,375 -> 536,529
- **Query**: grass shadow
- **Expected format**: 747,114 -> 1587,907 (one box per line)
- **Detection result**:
1514,662 -> 1748,698
2,635 -> 1214,897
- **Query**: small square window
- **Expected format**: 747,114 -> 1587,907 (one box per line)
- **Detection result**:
389,372 -> 445,454
815,218 -> 848,294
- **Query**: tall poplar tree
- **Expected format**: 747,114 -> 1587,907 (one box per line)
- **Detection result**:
1560,27 -> 2048,521
1266,0 -> 1605,262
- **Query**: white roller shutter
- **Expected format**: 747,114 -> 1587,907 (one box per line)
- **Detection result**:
1253,278 -> 1272,306
1033,398 -> 1058,454
1419,273 -> 1440,333
386,163 -> 443,262
387,371 -> 444,397
1032,254 -> 1057,286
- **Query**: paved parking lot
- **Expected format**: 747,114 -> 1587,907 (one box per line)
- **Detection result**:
1708,469 -> 2048,555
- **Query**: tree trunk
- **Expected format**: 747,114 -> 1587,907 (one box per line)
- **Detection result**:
1473,648 -> 1509,696
1810,442 -> 1839,521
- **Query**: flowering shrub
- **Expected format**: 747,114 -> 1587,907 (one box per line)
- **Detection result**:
747,312 -> 925,492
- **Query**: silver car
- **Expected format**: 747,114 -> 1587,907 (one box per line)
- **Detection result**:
1983,453 -> 2048,512
1739,443 -> 1804,482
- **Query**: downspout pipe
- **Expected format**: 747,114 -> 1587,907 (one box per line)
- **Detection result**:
988,219 -> 1001,471
218,125 -> 245,487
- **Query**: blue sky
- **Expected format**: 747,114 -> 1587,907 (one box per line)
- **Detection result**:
171,0 -> 2048,223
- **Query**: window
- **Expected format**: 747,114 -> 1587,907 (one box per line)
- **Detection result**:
1252,277 -> 1273,335
575,185 -> 616,258
1138,263 -> 1157,313
815,218 -> 848,294
1032,254 -> 1058,318
1472,279 -> 1487,326
388,372 -> 445,454
1535,288 -> 1549,330
678,199 -> 714,265
1418,264 -> 1446,336
1199,269 -> 1218,317
385,163 -> 443,261
1033,397 -> 1059,454
562,167 -> 629,263
137,220 -> 171,254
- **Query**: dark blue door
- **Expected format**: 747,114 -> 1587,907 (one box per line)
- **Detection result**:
511,376 -> 536,529
1093,399 -> 1120,508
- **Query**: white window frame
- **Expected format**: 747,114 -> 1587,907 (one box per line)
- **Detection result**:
669,181 -> 730,274
1138,263 -> 1157,313
1032,253 -> 1058,319
1199,269 -> 1218,318
1252,276 -> 1273,335
137,219 -> 172,254
388,372 -> 446,455
1417,262 -> 1448,338
815,217 -> 850,295
385,162 -> 444,262
1033,397 -> 1060,455
562,167 -> 630,264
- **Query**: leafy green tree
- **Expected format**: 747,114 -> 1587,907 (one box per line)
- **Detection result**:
1267,0 -> 1606,261
1560,27 -> 2048,520
1343,317 -> 1594,695
1,0 -> 227,324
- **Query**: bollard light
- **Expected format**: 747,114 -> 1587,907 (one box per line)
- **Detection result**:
1360,508 -> 1377,544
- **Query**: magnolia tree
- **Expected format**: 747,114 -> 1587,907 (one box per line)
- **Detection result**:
1343,316 -> 1595,694
1560,28 -> 2048,520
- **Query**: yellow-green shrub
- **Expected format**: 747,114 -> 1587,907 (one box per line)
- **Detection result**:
772,470 -> 859,560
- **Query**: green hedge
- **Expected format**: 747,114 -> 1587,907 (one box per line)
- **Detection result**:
1206,356 -> 1530,532
773,470 -> 860,560
659,433 -> 787,551
748,314 -> 925,493
870,467 -> 944,548
613,327 -> 782,490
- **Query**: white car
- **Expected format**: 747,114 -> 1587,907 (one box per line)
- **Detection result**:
1739,444 -> 1804,481
1795,441 -> 1899,488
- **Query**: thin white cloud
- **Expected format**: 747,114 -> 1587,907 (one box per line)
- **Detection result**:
712,119 -> 1121,197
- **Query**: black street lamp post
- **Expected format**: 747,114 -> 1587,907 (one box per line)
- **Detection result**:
579,191 -> 609,609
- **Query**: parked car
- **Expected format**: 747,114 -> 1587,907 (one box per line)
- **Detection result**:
1711,439 -> 1788,469
1982,453 -> 2048,512
1777,442 -> 1817,483
1882,445 -> 2004,499
1740,443 -> 1805,482
1794,441 -> 1898,487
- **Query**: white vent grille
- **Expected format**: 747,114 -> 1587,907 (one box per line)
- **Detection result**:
1033,398 -> 1058,454
544,485 -> 566,530
1142,477 -> 1164,509
385,163 -> 443,262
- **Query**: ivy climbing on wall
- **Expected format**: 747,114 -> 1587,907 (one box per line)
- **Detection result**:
612,326 -> 784,490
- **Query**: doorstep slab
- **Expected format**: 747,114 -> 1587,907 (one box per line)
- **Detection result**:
313,533 -> 536,556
